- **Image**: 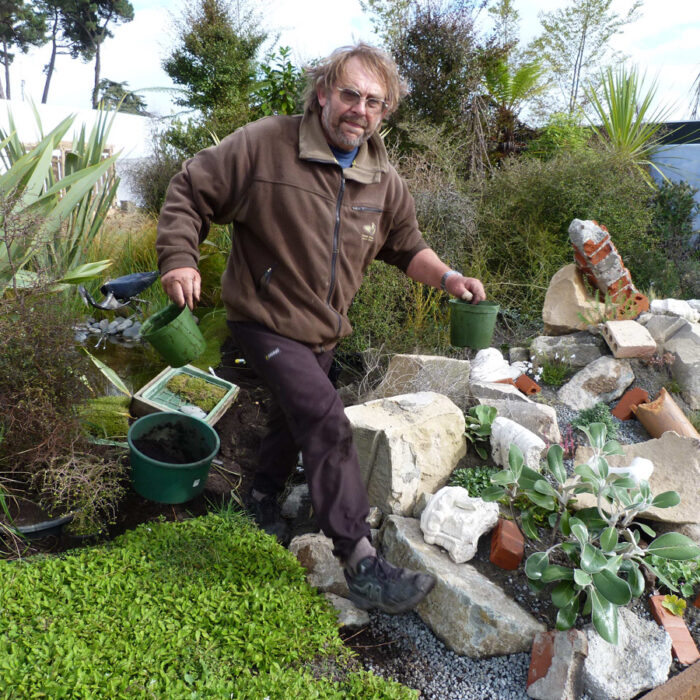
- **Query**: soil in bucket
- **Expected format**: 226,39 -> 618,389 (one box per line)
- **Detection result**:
449,299 -> 499,349
132,421 -> 210,464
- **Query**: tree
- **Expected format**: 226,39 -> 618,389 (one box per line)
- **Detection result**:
0,0 -> 46,99
59,0 -> 134,109
96,78 -> 150,115
528,0 -> 642,114
251,46 -> 303,117
162,0 -> 266,149
488,0 -> 519,54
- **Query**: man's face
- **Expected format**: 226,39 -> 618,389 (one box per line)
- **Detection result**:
317,57 -> 388,152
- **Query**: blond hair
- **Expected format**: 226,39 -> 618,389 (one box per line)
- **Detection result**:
303,43 -> 407,115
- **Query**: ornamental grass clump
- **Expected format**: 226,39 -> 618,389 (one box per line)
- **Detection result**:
482,422 -> 700,644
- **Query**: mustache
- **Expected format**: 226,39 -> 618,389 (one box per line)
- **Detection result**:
341,115 -> 369,128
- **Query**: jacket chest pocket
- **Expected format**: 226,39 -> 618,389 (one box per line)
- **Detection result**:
342,205 -> 385,260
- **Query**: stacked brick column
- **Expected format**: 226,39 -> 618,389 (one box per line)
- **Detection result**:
568,219 -> 649,318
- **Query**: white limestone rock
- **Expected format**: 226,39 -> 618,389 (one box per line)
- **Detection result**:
557,356 -> 634,411
470,380 -> 534,403
477,398 -> 561,445
420,486 -> 499,563
491,416 -> 547,471
345,392 -> 466,516
582,607 -> 671,700
530,332 -> 608,370
380,515 -> 546,657
662,320 -> 700,410
470,348 -> 526,383
650,298 -> 700,323
323,593 -> 370,630
542,264 -> 598,335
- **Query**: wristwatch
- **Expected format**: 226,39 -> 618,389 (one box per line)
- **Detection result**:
440,269 -> 462,291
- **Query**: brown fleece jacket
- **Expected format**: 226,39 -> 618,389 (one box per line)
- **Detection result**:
156,106 -> 427,350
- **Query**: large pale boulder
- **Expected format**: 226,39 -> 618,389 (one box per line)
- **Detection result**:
345,392 -> 466,516
542,265 -> 599,335
478,398 -> 561,444
420,486 -> 499,563
491,416 -> 547,471
372,354 -> 471,408
530,332 -> 609,370
574,432 -> 700,525
470,380 -> 533,403
582,607 -> 671,700
557,356 -> 634,411
380,515 -> 545,657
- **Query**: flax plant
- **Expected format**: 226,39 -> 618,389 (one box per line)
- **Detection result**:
584,65 -> 675,187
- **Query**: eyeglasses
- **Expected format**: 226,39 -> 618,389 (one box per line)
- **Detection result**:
336,87 -> 388,114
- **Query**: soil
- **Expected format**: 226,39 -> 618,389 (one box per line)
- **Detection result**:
132,421 -> 213,464
6,333 -> 700,692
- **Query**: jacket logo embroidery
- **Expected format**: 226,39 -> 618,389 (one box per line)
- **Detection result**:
361,222 -> 376,242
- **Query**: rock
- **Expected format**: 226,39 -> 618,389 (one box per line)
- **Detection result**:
470,380 -> 533,403
530,332 -> 609,370
470,348 -> 525,383
574,432 -> 700,525
662,321 -> 700,409
380,515 -> 546,657
372,354 -> 471,408
557,356 -> 634,411
323,593 -> 369,630
542,265 -> 598,335
581,607 -> 671,700
366,506 -> 383,528
288,533 -> 348,597
478,398 -> 561,445
509,347 -> 530,363
640,314 -> 689,346
650,298 -> 700,323
491,417 -> 547,471
122,323 -> 141,339
345,392 -> 466,516
281,483 -> 310,519
527,629 -> 588,700
419,486 -> 499,563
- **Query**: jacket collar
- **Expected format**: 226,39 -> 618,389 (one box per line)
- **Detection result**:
298,105 -> 389,184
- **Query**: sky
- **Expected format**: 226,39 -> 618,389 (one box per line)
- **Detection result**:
10,0 -> 700,121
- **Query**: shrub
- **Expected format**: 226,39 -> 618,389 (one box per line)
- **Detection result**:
571,402 -> 618,440
474,146 -> 654,312
450,465 -> 496,498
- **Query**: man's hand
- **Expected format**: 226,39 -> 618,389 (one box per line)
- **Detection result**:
445,274 -> 485,304
161,267 -> 201,310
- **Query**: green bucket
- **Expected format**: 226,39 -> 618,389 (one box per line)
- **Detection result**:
449,299 -> 500,349
140,303 -> 206,368
128,412 -> 220,504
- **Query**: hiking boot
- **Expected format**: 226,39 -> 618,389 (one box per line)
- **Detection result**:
344,555 -> 436,614
243,491 -> 290,546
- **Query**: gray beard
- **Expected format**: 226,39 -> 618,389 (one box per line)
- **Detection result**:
321,105 -> 371,150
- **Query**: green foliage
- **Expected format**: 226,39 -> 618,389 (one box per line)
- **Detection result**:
649,554 -> 700,598
661,594 -> 687,617
540,357 -> 572,388
474,146 -> 654,308
526,111 -> 591,160
483,422 -> 700,644
96,78 -> 150,115
0,512 -> 415,698
572,403 -> 618,440
646,180 -> 700,298
664,379 -> 683,395
688,410 -> 700,433
450,466 -> 496,498
584,65 -> 675,187
78,395 -> 131,440
464,405 -> 497,460
163,0 -> 266,146
0,107 -> 118,294
252,46 -> 304,117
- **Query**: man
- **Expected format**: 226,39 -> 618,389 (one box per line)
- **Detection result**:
156,43 -> 485,615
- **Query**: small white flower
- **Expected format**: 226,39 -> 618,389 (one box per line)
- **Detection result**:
610,457 -> 654,484
570,353 -> 576,359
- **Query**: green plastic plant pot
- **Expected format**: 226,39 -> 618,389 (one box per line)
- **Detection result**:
127,412 -> 220,504
449,299 -> 499,349
140,303 -> 206,368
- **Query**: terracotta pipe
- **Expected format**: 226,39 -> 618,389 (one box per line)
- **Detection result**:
515,373 -> 541,395
631,388 -> 700,439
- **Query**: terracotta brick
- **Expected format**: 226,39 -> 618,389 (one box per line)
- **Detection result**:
695,592 -> 700,609
528,631 -> 556,687
490,518 -> 524,570
589,241 -> 614,266
616,293 -> 650,319
649,595 -> 700,665
639,660 -> 700,700
612,388 -> 650,420
495,378 -> 517,387
583,234 -> 610,258
515,373 -> 541,395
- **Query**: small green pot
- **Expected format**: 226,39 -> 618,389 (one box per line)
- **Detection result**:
140,303 -> 206,368
449,299 -> 500,349
128,412 -> 220,504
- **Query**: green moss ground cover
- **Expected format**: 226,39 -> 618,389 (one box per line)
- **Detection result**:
0,512 -> 414,699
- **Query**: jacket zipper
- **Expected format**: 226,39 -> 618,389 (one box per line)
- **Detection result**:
327,173 -> 345,336
352,205 -> 383,213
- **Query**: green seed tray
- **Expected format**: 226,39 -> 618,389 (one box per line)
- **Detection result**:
131,365 -> 239,426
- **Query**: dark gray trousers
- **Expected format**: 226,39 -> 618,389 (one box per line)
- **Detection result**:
228,321 -> 371,560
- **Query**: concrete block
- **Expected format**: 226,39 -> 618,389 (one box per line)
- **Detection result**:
602,320 -> 657,358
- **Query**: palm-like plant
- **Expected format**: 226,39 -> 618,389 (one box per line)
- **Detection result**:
584,65 -> 675,187
483,58 -> 547,154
